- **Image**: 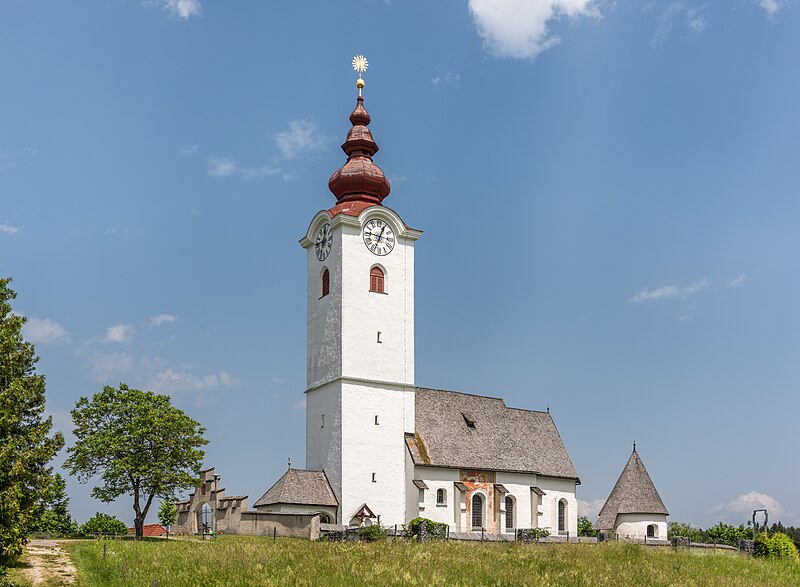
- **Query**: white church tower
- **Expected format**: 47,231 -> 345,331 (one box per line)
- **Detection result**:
299,58 -> 421,526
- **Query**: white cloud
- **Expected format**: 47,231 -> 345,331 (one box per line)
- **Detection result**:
652,3 -> 708,48
22,317 -> 70,344
241,165 -> 282,181
104,226 -> 137,237
728,273 -> 748,288
712,491 -> 785,520
149,313 -> 179,327
758,0 -> 782,18
145,368 -> 239,393
272,376 -> 287,384
164,0 -> 202,19
431,70 -> 462,89
207,157 -> 237,177
628,278 -> 709,303
468,0 -> 600,59
180,144 -> 198,156
274,119 -> 327,160
87,351 -> 135,382
84,351 -> 239,394
578,499 -> 605,520
0,153 -> 15,173
104,323 -> 135,343
0,224 -> 20,234
293,398 -> 306,409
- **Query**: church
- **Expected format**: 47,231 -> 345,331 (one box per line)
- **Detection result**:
261,60 -> 582,536
171,61 -> 675,541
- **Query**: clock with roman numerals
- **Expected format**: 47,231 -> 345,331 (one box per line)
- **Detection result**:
315,223 -> 332,261
362,219 -> 395,256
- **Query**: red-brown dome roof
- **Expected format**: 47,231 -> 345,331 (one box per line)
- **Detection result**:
328,96 -> 391,207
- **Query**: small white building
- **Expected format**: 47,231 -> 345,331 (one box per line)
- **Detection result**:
595,447 -> 668,540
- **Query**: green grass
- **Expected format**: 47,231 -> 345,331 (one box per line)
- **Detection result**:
65,535 -> 800,587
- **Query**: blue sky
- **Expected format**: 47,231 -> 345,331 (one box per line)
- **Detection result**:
2,0 -> 799,529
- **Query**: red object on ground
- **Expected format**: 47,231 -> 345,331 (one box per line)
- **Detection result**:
127,524 -> 167,537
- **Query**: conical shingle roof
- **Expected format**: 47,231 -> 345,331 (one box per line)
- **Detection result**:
595,448 -> 668,531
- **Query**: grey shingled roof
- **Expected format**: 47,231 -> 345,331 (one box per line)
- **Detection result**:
595,449 -> 669,531
253,469 -> 338,508
407,387 -> 579,480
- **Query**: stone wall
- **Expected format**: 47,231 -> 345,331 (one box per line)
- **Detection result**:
172,467 -> 322,540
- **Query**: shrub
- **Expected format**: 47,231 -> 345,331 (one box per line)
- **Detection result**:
668,522 -> 703,543
358,525 -> 386,542
754,532 -> 800,560
80,513 -> 128,536
517,528 -> 551,542
405,517 -> 448,540
578,516 -> 597,537
705,522 -> 751,547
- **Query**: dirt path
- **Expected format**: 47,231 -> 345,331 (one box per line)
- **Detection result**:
19,540 -> 77,586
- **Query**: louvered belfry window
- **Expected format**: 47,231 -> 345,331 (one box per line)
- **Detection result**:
369,266 -> 384,293
471,494 -> 483,530
321,269 -> 330,297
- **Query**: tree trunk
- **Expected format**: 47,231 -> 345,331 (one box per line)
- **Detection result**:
134,515 -> 144,540
133,481 -> 143,540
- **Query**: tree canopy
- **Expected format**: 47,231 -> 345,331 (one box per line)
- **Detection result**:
64,383 -> 207,539
0,278 -> 64,566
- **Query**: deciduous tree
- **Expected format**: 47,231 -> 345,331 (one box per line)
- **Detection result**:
0,278 -> 64,566
157,499 -> 178,538
79,512 -> 127,536
65,384 -> 207,539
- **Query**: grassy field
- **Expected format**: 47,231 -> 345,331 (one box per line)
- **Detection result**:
61,535 -> 800,586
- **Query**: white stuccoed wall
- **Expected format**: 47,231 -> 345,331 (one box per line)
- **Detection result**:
302,208 -> 420,526
340,380 -> 415,526
411,468 -> 579,534
305,380 -> 342,513
413,467 -> 459,525
536,476 -> 579,536
614,513 -> 668,540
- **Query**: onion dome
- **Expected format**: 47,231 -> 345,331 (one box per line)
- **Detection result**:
328,96 -> 391,209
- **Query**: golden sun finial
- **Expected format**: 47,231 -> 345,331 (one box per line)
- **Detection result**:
352,54 -> 368,96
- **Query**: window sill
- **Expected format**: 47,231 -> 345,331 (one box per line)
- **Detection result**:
368,291 -> 389,295
436,503 -> 447,508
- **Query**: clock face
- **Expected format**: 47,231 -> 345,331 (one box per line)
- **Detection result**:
315,223 -> 332,261
363,219 -> 395,256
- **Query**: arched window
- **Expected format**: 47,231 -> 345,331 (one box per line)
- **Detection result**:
647,524 -> 656,538
437,488 -> 446,505
319,513 -> 332,524
201,503 -> 212,533
558,499 -> 567,533
321,268 -> 330,297
369,266 -> 385,293
505,496 -> 515,531
471,494 -> 484,530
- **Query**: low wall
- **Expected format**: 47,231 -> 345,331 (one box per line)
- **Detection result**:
237,512 -> 321,540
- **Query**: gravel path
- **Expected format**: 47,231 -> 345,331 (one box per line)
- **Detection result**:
20,540 -> 77,586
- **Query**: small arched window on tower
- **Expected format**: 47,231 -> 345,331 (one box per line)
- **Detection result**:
369,266 -> 385,293
321,268 -> 330,298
